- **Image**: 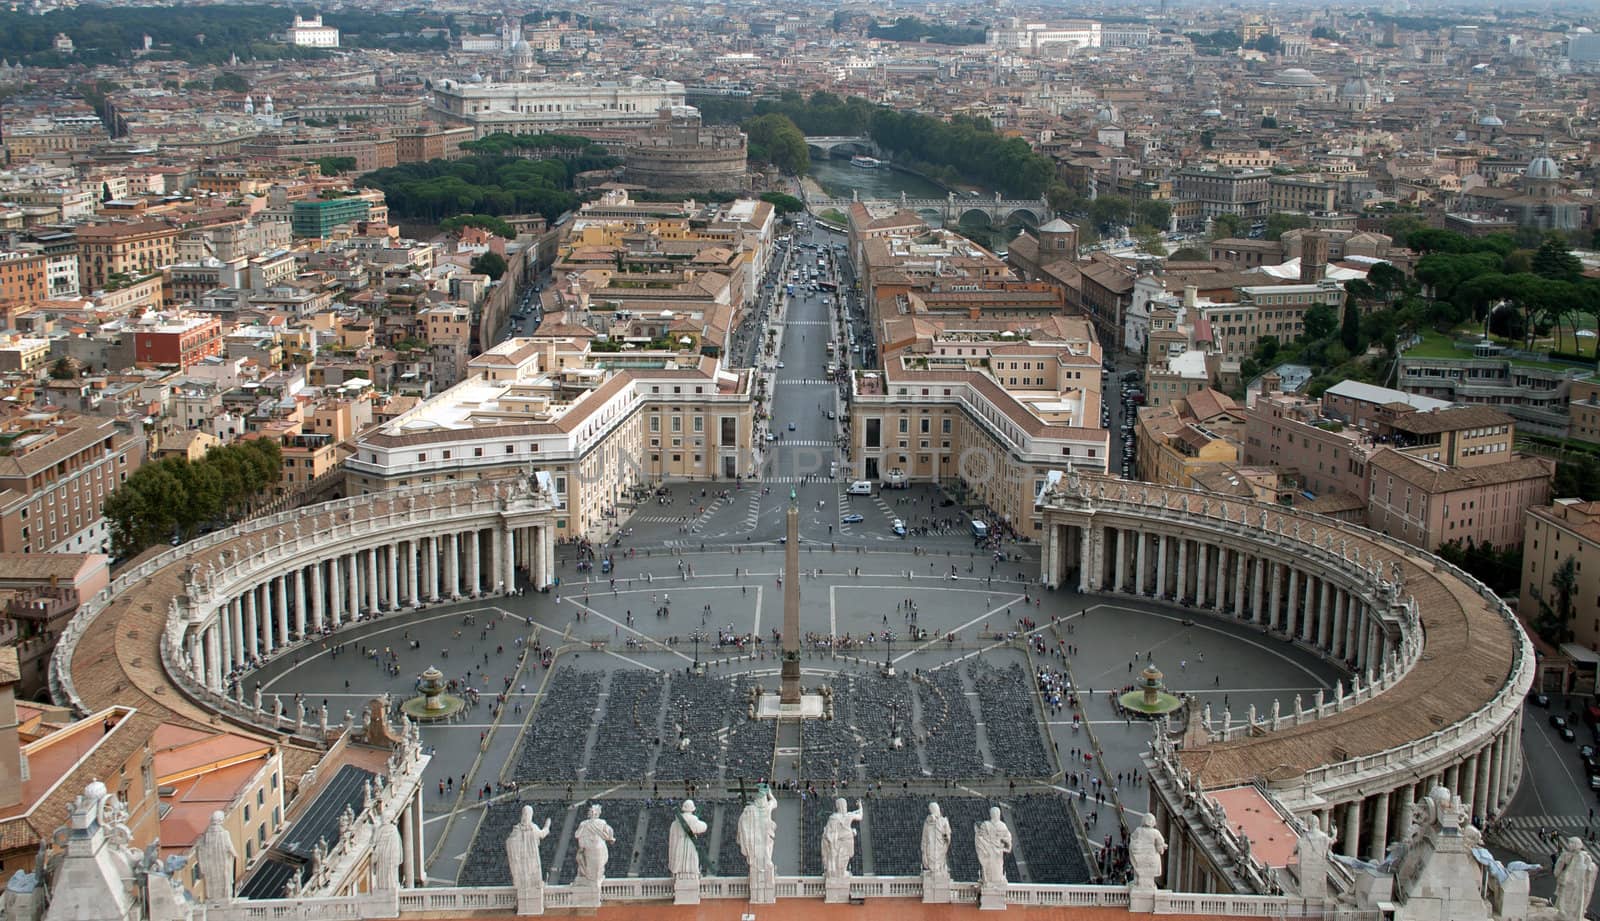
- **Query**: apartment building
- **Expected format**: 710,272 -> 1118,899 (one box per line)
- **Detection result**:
345,336 -> 755,538
849,317 -> 1109,539
1134,389 -> 1245,488
0,552 -> 109,696
73,221 -> 182,293
0,251 -> 49,307
130,312 -> 224,370
1174,166 -> 1271,219
1522,499 -> 1600,653
1366,448 -> 1551,550
1268,176 -> 1338,213
0,413 -> 147,555
1202,280 -> 1346,361
1568,380 -> 1600,446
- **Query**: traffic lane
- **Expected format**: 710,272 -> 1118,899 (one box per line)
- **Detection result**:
1509,702 -> 1598,825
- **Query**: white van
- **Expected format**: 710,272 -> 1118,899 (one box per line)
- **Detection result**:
970,520 -> 989,540
847,480 -> 873,496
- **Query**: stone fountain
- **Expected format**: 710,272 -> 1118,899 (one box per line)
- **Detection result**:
401,666 -> 464,722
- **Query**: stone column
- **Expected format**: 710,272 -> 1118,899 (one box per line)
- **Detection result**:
1341,799 -> 1361,858
189,632 -> 204,687
1299,575 -> 1315,642
412,788 -> 428,885
466,529 -> 481,596
1077,524 -> 1091,593
1285,567 -> 1299,639
346,552 -> 360,618
1487,734 -> 1505,816
1135,529 -> 1148,595
1319,581 -> 1334,650
386,542 -> 399,609
1444,762 -> 1459,794
293,569 -> 307,640
1267,562 -> 1281,631
1333,592 -> 1348,659
1369,790 -> 1390,861
244,588 -> 259,661
406,540 -> 419,606
1396,786 -> 1417,848
400,802 -> 416,888
229,599 -> 244,670
205,624 -> 222,692
1113,528 -> 1126,592
428,536 -> 442,601
447,533 -> 461,599
1345,601 -> 1361,666
328,555 -> 343,625
543,523 -> 555,588
1252,557 -> 1266,623
1472,747 -> 1492,825
367,548 -> 381,614
1175,538 -> 1188,602
310,561 -> 325,632
1234,553 -> 1247,616
1155,534 -> 1168,600
218,603 -> 234,679
503,526 -> 517,593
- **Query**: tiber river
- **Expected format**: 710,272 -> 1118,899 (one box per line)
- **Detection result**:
807,155 -> 1020,254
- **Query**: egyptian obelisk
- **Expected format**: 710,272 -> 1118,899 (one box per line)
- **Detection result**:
780,487 -> 801,703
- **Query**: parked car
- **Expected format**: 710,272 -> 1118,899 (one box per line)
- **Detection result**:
1553,714 -> 1570,730
1530,691 -> 1551,707
891,518 -> 907,536
1563,725 -> 1578,743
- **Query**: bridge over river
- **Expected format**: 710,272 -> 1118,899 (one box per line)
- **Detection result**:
804,189 -> 1051,227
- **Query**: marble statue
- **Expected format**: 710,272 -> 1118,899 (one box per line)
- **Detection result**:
197,810 -> 238,901
921,802 -> 952,880
1293,822 -> 1335,900
506,806 -> 550,906
1555,836 -> 1598,920
574,804 -> 614,890
371,818 -> 403,892
738,785 -> 778,885
1129,813 -> 1167,891
667,800 -> 708,877
822,798 -> 864,881
974,807 -> 1013,887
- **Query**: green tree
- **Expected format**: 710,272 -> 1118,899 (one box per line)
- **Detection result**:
315,156 -> 358,176
1170,246 -> 1207,261
49,357 -> 75,380
1134,199 -> 1172,231
1133,227 -> 1166,257
1264,212 -> 1310,241
1209,214 -> 1243,240
1302,304 -> 1338,342
470,251 -> 508,280
1534,556 -> 1579,646
1089,196 -> 1132,234
742,113 -> 810,175
441,214 -> 516,239
1554,454 -> 1600,501
759,191 -> 805,215
211,71 -> 249,93
1340,298 -> 1362,352
1531,233 -> 1583,283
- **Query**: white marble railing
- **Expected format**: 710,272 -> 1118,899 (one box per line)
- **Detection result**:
222,878 -> 1345,918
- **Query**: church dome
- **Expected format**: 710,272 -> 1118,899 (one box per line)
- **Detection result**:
1526,154 -> 1561,181
1271,68 -> 1324,86
1339,76 -> 1371,99
1478,111 -> 1504,128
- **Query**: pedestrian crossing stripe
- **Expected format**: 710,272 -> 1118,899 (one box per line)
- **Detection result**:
1489,818 -> 1600,865
771,440 -> 835,448
778,379 -> 835,386
760,475 -> 841,484
783,320 -> 829,326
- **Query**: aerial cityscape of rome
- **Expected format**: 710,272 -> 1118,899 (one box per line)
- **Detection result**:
1,0 -> 1600,919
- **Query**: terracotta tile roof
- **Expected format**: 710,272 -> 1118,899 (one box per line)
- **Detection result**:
1386,405 -> 1513,435
1367,448 -> 1553,493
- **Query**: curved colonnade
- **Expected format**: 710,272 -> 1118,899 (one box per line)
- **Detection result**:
1037,475 -> 1533,887
51,473 -> 1531,902
51,481 -> 558,745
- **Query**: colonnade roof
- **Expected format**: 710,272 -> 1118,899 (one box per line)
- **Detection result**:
1046,479 -> 1525,792
1162,511 -> 1516,788
63,485 -> 498,786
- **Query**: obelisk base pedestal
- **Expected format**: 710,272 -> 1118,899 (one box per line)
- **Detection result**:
756,694 -> 825,719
